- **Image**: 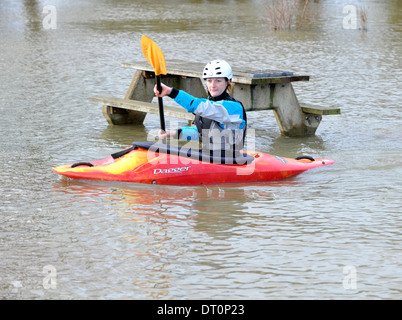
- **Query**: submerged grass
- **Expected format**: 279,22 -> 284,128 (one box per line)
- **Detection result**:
357,5 -> 368,31
266,0 -> 318,31
266,1 -> 368,31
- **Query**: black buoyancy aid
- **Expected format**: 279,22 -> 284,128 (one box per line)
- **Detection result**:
194,91 -> 247,157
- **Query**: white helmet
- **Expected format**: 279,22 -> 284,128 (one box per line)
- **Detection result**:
203,60 -> 233,80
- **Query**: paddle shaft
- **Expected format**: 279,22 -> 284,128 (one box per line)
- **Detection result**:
156,76 -> 166,132
140,36 -> 167,141
156,76 -> 167,145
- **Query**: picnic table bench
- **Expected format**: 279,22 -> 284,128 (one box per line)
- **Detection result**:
90,60 -> 340,136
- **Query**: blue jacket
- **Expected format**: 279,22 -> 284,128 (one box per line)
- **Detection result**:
168,88 -> 247,156
169,88 -> 246,140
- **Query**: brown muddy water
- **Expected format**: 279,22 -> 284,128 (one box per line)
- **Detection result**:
0,0 -> 401,299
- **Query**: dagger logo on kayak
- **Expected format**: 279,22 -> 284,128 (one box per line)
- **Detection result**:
154,166 -> 191,175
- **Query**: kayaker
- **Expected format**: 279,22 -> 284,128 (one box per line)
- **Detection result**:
154,59 -> 247,159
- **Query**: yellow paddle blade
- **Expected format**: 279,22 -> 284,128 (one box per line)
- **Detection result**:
141,35 -> 167,76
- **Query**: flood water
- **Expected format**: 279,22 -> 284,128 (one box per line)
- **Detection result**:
1,0 -> 401,300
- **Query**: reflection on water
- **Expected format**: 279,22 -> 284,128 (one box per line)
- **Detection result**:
1,0 -> 401,299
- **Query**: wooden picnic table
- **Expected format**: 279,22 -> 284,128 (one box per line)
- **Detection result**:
90,60 -> 340,136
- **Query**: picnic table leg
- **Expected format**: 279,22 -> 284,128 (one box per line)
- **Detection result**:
272,83 -> 322,136
232,83 -> 320,136
102,71 -> 207,125
102,70 -> 156,125
271,83 -> 305,136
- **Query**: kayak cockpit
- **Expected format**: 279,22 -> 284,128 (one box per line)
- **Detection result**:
111,141 -> 255,165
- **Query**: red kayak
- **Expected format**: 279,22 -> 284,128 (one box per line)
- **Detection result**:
52,142 -> 335,185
